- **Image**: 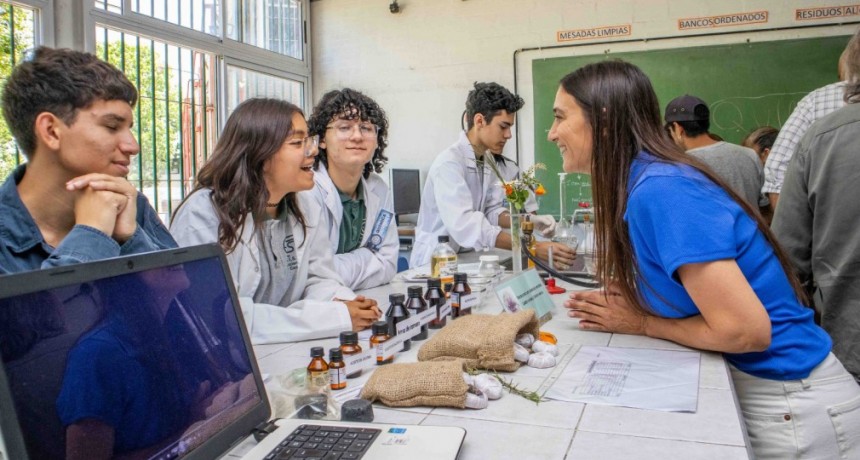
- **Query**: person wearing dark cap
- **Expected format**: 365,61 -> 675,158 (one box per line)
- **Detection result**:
664,95 -> 768,210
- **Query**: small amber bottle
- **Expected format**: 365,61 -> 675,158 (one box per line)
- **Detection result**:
339,331 -> 363,378
450,272 -> 473,318
328,348 -> 346,390
425,277 -> 447,330
306,346 -> 329,390
521,217 -> 537,269
369,320 -> 394,365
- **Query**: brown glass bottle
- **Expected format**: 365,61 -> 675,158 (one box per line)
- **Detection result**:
328,348 -> 346,390
425,277 -> 447,329
339,331 -> 363,378
521,218 -> 536,269
386,293 -> 411,352
405,285 -> 429,340
306,346 -> 329,390
369,321 -> 394,364
450,272 -> 473,318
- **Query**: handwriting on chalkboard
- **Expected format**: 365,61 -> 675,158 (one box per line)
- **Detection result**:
710,92 -> 808,133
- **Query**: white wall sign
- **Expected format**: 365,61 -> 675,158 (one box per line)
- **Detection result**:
678,11 -> 768,30
557,24 -> 632,42
796,5 -> 860,21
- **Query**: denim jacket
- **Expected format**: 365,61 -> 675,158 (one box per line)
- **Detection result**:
0,165 -> 177,275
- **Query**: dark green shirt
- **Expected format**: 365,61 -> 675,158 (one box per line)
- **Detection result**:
337,182 -> 366,254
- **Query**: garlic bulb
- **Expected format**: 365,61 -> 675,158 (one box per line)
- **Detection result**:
473,373 -> 503,400
515,333 -> 535,348
531,340 -> 559,356
513,342 -> 530,363
464,386 -> 489,409
527,351 -> 557,369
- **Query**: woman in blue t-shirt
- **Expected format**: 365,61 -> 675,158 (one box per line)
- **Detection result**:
549,60 -> 860,459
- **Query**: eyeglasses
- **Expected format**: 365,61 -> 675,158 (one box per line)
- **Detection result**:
326,121 -> 380,139
301,134 -> 320,157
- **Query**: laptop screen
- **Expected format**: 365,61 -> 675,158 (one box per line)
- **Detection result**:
0,248 -> 265,460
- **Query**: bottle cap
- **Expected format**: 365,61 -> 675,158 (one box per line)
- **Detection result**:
329,348 -> 343,361
444,282 -> 453,291
310,346 -> 325,358
388,293 -> 406,304
438,235 -> 449,243
339,331 -> 358,345
427,277 -> 441,288
372,321 -> 389,335
341,399 -> 374,423
479,255 -> 500,262
454,272 -> 468,283
521,220 -> 534,232
407,285 -> 423,297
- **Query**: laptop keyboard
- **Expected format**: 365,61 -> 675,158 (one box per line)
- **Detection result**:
264,424 -> 382,460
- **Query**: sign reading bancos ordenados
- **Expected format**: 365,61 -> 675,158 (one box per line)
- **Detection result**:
677,11 -> 768,30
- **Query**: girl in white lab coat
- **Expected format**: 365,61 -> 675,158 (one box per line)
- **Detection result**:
171,98 -> 380,345
299,89 -> 399,289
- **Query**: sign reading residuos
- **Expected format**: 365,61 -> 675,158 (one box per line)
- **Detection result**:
796,4 -> 860,21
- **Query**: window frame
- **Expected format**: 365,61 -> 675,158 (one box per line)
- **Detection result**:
85,0 -> 313,116
5,0 -> 54,47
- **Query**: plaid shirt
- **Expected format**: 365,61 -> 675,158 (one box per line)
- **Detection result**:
763,82 -> 845,194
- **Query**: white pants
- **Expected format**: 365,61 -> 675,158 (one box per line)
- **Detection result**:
730,353 -> 860,459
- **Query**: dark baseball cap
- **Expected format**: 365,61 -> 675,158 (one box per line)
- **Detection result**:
664,95 -> 710,122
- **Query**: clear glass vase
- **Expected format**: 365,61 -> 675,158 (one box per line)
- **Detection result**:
509,207 -> 527,273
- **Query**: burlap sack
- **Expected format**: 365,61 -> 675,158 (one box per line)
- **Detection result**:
359,361 -> 467,408
417,310 -> 540,372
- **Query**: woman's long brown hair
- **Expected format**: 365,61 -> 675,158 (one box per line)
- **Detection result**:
559,60 -> 808,313
176,98 -> 307,254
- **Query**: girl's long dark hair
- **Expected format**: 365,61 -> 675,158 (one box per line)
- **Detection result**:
559,60 -> 808,313
178,98 -> 307,253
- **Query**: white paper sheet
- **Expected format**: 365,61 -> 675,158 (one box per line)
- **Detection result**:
545,346 -> 700,412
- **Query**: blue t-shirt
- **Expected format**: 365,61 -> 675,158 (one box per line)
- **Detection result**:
55,314 -> 194,454
624,151 -> 831,380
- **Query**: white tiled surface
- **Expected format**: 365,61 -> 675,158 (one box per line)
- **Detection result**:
569,431 -> 750,460
422,415 -> 575,460
245,277 -> 750,459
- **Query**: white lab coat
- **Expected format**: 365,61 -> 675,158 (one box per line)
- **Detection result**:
410,132 -> 507,267
298,164 -> 398,290
170,189 -> 355,345
495,155 -> 539,213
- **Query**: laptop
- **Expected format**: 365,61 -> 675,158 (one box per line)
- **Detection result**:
0,244 -> 466,460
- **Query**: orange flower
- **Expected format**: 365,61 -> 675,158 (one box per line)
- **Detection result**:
535,184 -> 546,196
504,184 -> 514,196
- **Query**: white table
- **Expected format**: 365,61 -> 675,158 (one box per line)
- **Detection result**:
235,274 -> 752,460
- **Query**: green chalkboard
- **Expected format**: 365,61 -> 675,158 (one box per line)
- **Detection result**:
532,35 -> 850,218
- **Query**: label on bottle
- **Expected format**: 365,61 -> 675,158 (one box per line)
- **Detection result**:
417,307 -> 438,326
382,334 -> 408,358
438,301 -> 452,319
376,343 -> 394,362
330,367 -> 346,387
461,293 -> 479,311
308,370 -> 328,389
344,350 -> 375,374
395,315 -> 423,338
450,292 -> 460,307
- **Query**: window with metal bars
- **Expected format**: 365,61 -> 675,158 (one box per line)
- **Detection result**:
91,0 -> 309,223
95,26 -> 217,223
0,1 -> 37,180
